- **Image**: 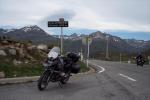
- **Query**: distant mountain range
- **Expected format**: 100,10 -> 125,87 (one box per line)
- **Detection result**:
0,25 -> 150,57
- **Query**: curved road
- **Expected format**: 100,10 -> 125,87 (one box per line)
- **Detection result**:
0,60 -> 150,100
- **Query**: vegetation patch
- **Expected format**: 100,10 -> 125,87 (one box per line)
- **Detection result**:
78,61 -> 90,73
0,62 -> 43,78
0,60 -> 90,78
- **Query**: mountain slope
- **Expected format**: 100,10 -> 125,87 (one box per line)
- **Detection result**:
0,26 -> 149,58
0,25 -> 58,44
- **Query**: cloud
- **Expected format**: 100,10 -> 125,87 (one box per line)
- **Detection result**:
0,0 -> 62,26
37,9 -> 76,34
46,9 -> 76,21
0,0 -> 150,33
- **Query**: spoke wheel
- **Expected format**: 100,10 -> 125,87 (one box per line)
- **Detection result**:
38,71 -> 50,91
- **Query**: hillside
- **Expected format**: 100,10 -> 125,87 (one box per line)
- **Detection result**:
0,25 -> 58,44
0,25 -> 150,59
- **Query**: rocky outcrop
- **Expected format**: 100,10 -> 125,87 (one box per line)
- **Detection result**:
0,50 -> 7,56
0,39 -> 49,65
8,49 -> 17,55
37,44 -> 48,50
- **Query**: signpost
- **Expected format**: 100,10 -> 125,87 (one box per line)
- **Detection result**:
48,21 -> 68,27
48,18 -> 69,54
148,56 -> 150,64
106,35 -> 109,59
120,53 -> 122,63
82,36 -> 92,67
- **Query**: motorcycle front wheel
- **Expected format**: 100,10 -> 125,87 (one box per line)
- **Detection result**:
37,71 -> 50,91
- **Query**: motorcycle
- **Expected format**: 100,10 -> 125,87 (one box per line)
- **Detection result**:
136,58 -> 145,67
37,47 -> 80,91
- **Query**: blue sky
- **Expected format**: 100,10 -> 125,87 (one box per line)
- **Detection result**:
0,0 -> 150,40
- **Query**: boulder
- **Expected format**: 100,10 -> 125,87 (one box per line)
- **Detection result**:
37,44 -> 48,50
17,48 -> 25,58
8,49 -> 17,55
15,43 -> 21,47
27,45 -> 36,50
24,60 -> 29,64
0,72 -> 5,78
13,59 -> 22,65
0,50 -> 7,56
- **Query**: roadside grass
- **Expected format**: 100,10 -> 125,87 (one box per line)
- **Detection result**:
0,61 -> 89,78
78,61 -> 90,73
0,63 -> 43,78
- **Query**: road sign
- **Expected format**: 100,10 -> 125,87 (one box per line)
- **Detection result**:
48,18 -> 69,54
82,36 -> 92,68
88,37 -> 92,45
48,21 -> 68,27
82,37 -> 87,45
82,36 -> 92,45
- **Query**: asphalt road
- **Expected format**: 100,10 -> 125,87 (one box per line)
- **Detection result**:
0,60 -> 150,100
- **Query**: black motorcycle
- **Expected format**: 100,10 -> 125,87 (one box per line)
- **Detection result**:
37,47 -> 80,91
136,58 -> 145,67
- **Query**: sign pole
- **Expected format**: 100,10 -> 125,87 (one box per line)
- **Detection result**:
148,56 -> 150,65
61,27 -> 63,54
106,35 -> 109,59
48,18 -> 68,55
87,37 -> 90,68
82,36 -> 92,68
120,53 -> 122,63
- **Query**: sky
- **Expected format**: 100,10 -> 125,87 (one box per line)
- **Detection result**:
0,0 -> 150,40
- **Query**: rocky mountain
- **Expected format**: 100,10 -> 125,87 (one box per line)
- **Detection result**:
0,25 -> 149,58
63,31 -> 137,57
125,39 -> 150,50
71,31 -> 149,50
61,31 -> 150,60
0,25 -> 58,44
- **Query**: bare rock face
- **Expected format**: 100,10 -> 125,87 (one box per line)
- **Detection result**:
0,72 -> 5,78
0,50 -> 7,56
8,49 -> 17,55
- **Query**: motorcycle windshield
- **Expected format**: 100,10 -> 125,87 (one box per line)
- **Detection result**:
48,47 -> 60,59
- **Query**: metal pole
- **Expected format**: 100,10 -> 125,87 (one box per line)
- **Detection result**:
148,56 -> 150,65
61,27 -> 63,54
87,37 -> 90,67
120,53 -> 122,63
106,36 -> 109,59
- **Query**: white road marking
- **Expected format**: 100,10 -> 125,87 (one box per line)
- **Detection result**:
119,73 -> 137,82
89,62 -> 105,73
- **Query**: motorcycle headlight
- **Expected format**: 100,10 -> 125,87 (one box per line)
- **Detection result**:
43,61 -> 53,69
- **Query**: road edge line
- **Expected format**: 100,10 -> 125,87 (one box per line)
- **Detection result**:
89,63 -> 105,73
119,73 -> 137,82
